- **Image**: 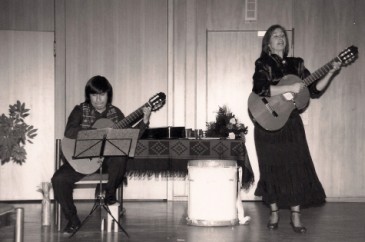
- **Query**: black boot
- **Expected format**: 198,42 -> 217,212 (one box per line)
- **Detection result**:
63,215 -> 81,234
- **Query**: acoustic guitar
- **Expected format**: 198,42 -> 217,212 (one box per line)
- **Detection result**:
62,92 -> 166,174
248,46 -> 358,131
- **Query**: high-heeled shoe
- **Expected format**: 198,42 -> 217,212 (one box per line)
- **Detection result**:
290,211 -> 307,233
267,209 -> 279,230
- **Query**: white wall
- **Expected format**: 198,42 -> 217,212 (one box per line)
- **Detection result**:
0,30 -> 54,200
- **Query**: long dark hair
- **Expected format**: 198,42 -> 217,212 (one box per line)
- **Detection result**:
260,24 -> 289,58
84,75 -> 113,104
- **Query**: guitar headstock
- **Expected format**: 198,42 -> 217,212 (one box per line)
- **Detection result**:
148,92 -> 166,111
338,45 -> 358,66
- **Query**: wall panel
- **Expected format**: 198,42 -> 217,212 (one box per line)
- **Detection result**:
0,31 -> 54,200
0,0 -> 55,200
65,0 -> 168,127
293,0 -> 365,199
172,0 -> 188,127
0,0 -> 54,31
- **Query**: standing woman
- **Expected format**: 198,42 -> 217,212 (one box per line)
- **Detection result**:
251,25 -> 341,233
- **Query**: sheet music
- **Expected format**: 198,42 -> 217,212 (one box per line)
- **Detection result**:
73,128 -> 140,158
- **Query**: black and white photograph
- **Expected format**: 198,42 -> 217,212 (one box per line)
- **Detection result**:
0,0 -> 364,241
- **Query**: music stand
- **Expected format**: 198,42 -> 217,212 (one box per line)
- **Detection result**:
69,128 -> 140,238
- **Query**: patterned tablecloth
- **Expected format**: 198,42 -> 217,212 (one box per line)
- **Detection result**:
128,139 -> 254,190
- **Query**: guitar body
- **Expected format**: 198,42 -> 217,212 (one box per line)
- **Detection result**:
248,74 -> 310,131
61,119 -> 116,174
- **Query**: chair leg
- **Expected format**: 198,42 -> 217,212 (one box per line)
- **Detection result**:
54,139 -> 62,231
54,200 -> 62,231
14,208 -> 24,242
117,186 -> 125,216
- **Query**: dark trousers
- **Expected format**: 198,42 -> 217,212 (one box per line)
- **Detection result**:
51,156 -> 127,222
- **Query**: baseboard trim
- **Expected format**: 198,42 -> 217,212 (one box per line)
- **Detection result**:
325,197 -> 365,203
2,197 -> 365,203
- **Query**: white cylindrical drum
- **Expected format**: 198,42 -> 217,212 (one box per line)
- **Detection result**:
186,160 -> 238,226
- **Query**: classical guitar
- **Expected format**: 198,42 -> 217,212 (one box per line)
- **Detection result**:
248,46 -> 358,131
62,92 -> 166,174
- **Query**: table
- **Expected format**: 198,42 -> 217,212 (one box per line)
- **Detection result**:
127,139 -> 254,190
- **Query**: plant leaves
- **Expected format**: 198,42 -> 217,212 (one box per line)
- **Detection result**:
0,101 -> 37,165
28,134 -> 37,139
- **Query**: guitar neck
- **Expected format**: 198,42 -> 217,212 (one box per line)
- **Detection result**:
302,57 -> 340,87
113,103 -> 149,129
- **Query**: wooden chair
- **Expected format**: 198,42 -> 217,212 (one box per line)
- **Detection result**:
54,139 -> 122,231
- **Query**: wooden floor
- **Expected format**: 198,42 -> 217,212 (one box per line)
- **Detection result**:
0,201 -> 365,242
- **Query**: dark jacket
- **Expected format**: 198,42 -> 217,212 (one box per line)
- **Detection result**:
252,53 -> 321,98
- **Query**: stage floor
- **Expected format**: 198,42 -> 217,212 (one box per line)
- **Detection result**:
0,200 -> 364,242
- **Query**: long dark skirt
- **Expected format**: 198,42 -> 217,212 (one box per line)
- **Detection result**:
254,111 -> 326,208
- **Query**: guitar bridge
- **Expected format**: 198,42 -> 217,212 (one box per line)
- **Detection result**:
262,98 -> 278,117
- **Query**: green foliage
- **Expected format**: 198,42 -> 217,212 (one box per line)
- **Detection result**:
206,105 -> 248,138
0,101 -> 37,165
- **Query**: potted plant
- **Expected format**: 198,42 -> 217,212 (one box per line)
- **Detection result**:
206,105 -> 248,139
0,101 -> 37,165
